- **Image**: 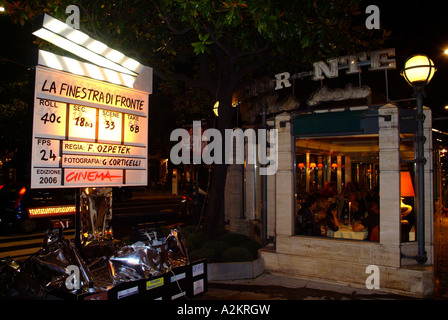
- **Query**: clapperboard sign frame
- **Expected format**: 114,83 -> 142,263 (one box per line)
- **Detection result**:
31,13 -> 153,190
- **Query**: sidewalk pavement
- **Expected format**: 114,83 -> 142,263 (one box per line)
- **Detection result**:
198,214 -> 448,301
195,273 -> 416,300
435,213 -> 448,298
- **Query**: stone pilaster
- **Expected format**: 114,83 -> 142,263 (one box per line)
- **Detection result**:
378,104 -> 401,266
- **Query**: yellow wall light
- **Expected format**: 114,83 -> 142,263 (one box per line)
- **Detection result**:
213,101 -> 219,117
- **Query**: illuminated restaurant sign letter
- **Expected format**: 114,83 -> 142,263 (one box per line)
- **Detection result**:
275,48 -> 396,88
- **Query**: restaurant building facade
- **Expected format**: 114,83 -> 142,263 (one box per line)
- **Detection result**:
224,103 -> 437,297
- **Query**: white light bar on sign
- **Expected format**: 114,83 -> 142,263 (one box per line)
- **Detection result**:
33,28 -> 136,76
33,14 -> 144,76
38,50 -> 137,88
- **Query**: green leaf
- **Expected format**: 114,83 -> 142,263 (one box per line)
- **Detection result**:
300,34 -> 310,48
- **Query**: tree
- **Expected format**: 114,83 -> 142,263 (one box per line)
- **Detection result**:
0,73 -> 30,183
3,0 -> 386,236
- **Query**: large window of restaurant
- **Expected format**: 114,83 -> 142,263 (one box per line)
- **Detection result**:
294,134 -> 380,242
292,108 -> 418,243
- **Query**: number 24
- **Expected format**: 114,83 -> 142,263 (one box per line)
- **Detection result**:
40,149 -> 57,161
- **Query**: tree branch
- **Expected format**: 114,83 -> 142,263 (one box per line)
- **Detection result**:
152,0 -> 194,35
203,22 -> 234,61
166,19 -> 194,35
198,53 -> 212,84
235,56 -> 272,83
234,40 -> 271,59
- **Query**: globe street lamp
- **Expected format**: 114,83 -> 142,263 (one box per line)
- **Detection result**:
402,55 -> 436,86
401,54 -> 436,264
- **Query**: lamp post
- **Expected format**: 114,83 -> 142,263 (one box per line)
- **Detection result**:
401,54 -> 436,264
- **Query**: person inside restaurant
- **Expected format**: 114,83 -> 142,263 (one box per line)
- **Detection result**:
352,201 -> 380,241
296,193 -> 340,237
346,191 -> 367,221
295,194 -> 320,236
316,202 -> 339,235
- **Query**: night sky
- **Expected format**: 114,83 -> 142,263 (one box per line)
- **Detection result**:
370,0 -> 448,132
1,1 -> 448,132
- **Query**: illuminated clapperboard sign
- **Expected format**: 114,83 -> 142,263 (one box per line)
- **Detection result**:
31,14 -> 152,188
